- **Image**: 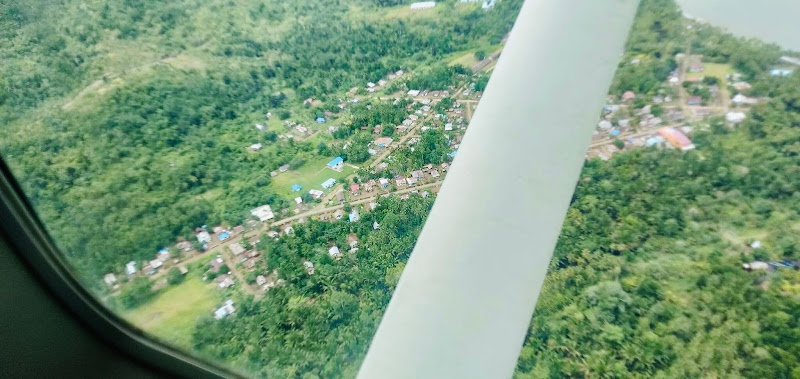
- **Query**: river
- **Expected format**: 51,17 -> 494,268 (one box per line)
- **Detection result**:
676,0 -> 800,51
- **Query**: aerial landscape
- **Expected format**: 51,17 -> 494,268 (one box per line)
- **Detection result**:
2,0 -> 800,377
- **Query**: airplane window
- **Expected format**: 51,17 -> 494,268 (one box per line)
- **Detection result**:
0,0 -> 522,375
2,0 -> 800,377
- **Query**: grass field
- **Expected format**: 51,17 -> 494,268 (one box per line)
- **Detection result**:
687,62 -> 734,86
269,156 -> 356,200
122,275 -> 218,348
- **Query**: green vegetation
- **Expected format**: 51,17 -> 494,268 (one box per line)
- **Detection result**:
0,0 -> 524,282
122,275 -> 218,348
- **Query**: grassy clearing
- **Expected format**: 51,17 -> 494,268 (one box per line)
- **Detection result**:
687,62 -> 734,86
122,274 -> 218,348
268,156 -> 356,200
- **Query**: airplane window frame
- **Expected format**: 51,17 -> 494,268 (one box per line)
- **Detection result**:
0,157 -> 236,378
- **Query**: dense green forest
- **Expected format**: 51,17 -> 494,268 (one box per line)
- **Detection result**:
0,0 -> 523,280
3,0 -> 800,377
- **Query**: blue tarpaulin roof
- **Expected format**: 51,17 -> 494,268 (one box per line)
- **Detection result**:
448,151 -> 458,157
316,117 -> 326,123
291,184 -> 302,192
609,129 -> 621,136
327,156 -> 344,167
322,178 -> 336,188
218,232 -> 230,241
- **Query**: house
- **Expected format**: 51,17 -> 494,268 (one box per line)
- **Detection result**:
279,164 -> 290,173
104,274 -> 117,286
156,249 -> 170,263
327,156 -> 344,172
750,240 -> 763,249
295,197 -> 303,205
368,148 -> 378,156
309,189 -> 324,199
373,125 -> 383,135
369,202 -> 378,211
411,170 -> 424,179
431,169 -> 440,178
687,96 -> 702,106
243,259 -> 257,269
347,234 -> 359,248
178,266 -> 188,275
218,232 -> 230,241
742,261 -> 770,271
291,184 -> 302,192
350,183 -> 361,195
208,258 -> 224,273
367,82 -> 376,88
349,209 -> 360,223
336,191 -> 346,203
329,246 -> 342,259
149,259 -> 163,270
251,205 -> 275,222
444,123 -> 453,131
379,178 -> 390,188
304,261 -> 315,275
396,177 -> 406,187
283,226 -> 294,235
725,111 -> 746,124
658,127 -> 695,151
229,243 -> 245,256
373,221 -> 381,230
270,171 -> 278,177
255,124 -> 265,131
732,81 -> 752,91
197,230 -> 212,244
316,117 -> 326,123
406,177 -> 418,186
256,275 -> 267,286
732,94 -> 758,106
374,137 -> 393,148
250,143 -> 263,151
770,68 -> 793,77
214,300 -> 236,319
364,180 -> 376,192
689,61 -> 704,72
177,241 -> 192,251
622,91 -> 635,101
441,162 -> 450,171
322,178 -> 336,189
334,209 -> 344,220
233,225 -> 244,235
407,89 -> 421,96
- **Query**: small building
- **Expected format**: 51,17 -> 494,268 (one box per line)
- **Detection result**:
732,81 -> 752,91
598,120 -> 613,130
410,2 -> 436,10
364,180 -> 376,192
178,266 -> 188,275
334,209 -> 344,220
329,246 -> 342,259
251,205 -> 275,222
309,189 -> 324,199
279,164 -> 290,173
295,196 -> 303,205
316,117 -> 326,123
197,231 -> 212,244
322,178 -> 337,189
732,94 -> 758,106
379,178 -> 390,188
441,162 -> 450,171
250,143 -> 263,151
743,261 -> 770,271
373,221 -> 381,230
327,157 -> 344,172
687,96 -> 702,106
406,177 -> 418,186
126,261 -> 137,275
374,137 -> 393,148
347,234 -> 359,248
411,170 -> 424,179
396,177 -> 406,187
104,273 -> 117,286
407,89 -> 421,96
218,232 -> 230,241
350,183 -> 361,195
431,169 -> 440,178
229,243 -> 245,256
156,249 -> 170,263
688,61 -> 704,73
255,124 -> 265,131
622,91 -> 635,101
770,68 -> 793,77
177,241 -> 192,252
336,191 -> 346,203
218,275 -> 235,289
214,300 -> 235,319
149,259 -> 163,270
658,127 -> 695,151
725,111 -> 746,124
207,258 -> 224,274
291,184 -> 302,192
256,275 -> 267,286
349,210 -> 360,223
304,261 -> 315,275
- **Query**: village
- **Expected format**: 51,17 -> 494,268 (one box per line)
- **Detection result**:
105,42 -> 799,321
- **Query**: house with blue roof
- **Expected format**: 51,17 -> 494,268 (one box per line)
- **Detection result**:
349,209 -> 360,223
770,68 -> 794,77
321,178 -> 336,189
448,151 -> 458,158
327,156 -> 344,172
291,184 -> 302,192
316,117 -> 326,123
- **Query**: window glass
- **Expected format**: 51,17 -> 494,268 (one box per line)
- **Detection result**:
0,0 -> 522,375
514,1 -> 800,377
